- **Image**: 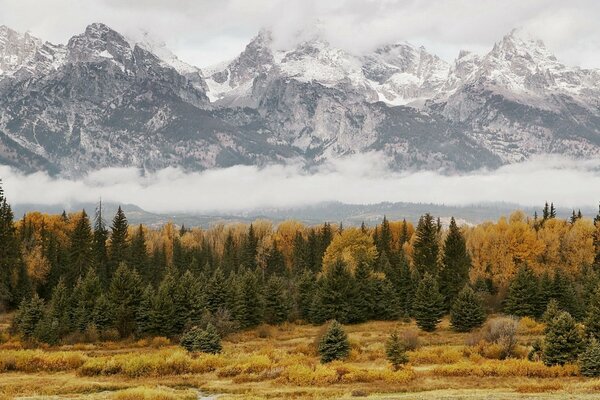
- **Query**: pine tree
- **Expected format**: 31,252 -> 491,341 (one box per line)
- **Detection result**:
232,268 -> 263,328
550,203 -> 557,219
542,311 -> 583,366
585,284 -> 600,341
580,339 -> 600,377
14,294 -> 45,338
108,207 -> 129,279
371,277 -> 400,320
412,214 -> 439,276
296,269 -> 316,321
265,240 -> 286,277
136,284 -> 155,337
542,202 -> 550,221
46,278 -> 71,337
352,261 -> 374,322
0,179 -> 21,309
152,272 -> 178,337
397,254 -> 415,316
292,231 -> 308,270
317,320 -> 350,363
206,267 -> 228,314
504,266 -> 539,317
450,286 -> 486,332
68,210 -> 93,284
175,270 -> 205,330
180,323 -> 222,354
109,262 -> 142,337
385,330 -> 408,370
413,273 -> 445,332
318,258 -> 354,324
221,231 -> 237,274
93,200 -> 109,287
129,225 -> 149,281
264,275 -> 290,324
439,217 -> 471,308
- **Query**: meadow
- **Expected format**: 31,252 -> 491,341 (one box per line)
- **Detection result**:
1,315 -> 598,400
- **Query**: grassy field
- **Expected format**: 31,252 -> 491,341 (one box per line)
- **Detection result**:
0,316 -> 598,400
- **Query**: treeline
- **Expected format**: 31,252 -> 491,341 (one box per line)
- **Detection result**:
1,180 -> 600,344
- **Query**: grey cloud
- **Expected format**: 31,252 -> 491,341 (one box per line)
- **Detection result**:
2,154 -> 600,213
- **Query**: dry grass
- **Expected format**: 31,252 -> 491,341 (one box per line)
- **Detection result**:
0,316 -> 596,399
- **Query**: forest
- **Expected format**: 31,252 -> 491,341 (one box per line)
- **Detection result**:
2,179 -> 600,399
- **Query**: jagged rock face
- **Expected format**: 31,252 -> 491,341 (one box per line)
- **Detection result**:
0,24 -> 599,176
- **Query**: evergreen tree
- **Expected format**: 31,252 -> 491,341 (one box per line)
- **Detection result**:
93,200 -> 109,287
46,278 -> 71,337
542,299 -> 562,324
580,339 -> 600,377
296,269 -> 316,321
413,273 -> 445,332
450,286 -> 486,332
439,217 -> 471,308
221,231 -> 237,274
412,214 -> 439,276
385,330 -> 408,370
92,294 -> 112,331
317,258 -> 354,324
542,202 -> 550,221
232,268 -> 263,328
265,240 -> 286,277
317,320 -> 350,363
180,323 -> 222,354
352,261 -> 374,322
108,207 -> 129,278
175,270 -> 205,330
0,180 -> 21,309
14,294 -> 45,338
585,284 -> 600,341
292,231 -> 308,270
136,284 -> 155,337
206,268 -> 228,314
371,277 -> 400,320
109,262 -> 142,337
542,311 -> 583,366
397,255 -> 415,316
550,203 -> 557,219
242,224 -> 258,269
504,266 -> 539,317
129,225 -> 149,281
264,275 -> 290,324
68,210 -> 93,284
152,272 -> 178,337
552,271 -> 582,320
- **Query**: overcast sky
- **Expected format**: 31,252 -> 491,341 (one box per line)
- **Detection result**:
0,0 -> 599,68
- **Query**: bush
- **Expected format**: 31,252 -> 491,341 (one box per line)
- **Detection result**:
317,320 -> 350,363
580,339 -> 600,377
385,331 -> 408,370
180,323 -> 222,354
479,317 -> 518,359
401,328 -> 420,351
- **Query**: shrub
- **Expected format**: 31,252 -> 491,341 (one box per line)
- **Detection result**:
450,286 -> 486,332
542,311 -> 583,366
317,320 -> 350,363
408,346 -> 462,365
401,328 -> 420,351
480,317 -> 518,359
179,323 -> 222,354
385,331 -> 408,370
580,339 -> 600,377
432,359 -> 579,378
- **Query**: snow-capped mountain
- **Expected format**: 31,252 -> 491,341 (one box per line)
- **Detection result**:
0,23 -> 598,176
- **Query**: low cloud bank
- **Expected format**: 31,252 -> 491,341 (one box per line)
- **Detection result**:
1,153 -> 600,214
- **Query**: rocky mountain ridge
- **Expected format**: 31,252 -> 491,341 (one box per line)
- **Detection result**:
0,24 -> 598,176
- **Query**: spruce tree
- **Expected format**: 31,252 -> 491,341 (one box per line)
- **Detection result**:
450,286 -> 486,332
0,180 -> 21,309
180,323 -> 222,354
206,267 -> 228,314
412,214 -> 439,276
93,200 -> 109,287
439,217 -> 471,308
580,339 -> 600,377
542,311 -> 583,366
175,270 -> 205,330
232,268 -> 263,328
317,320 -> 350,363
129,225 -> 149,281
68,210 -> 93,284
242,224 -> 258,269
108,207 -> 129,279
352,261 -> 374,322
136,284 -> 155,337
264,275 -> 290,324
221,231 -> 237,274
385,330 -> 408,370
552,271 -> 582,320
15,294 -> 45,338
504,266 -> 539,317
543,299 -> 562,324
152,272 -> 178,337
413,273 -> 445,332
109,262 -> 142,337
585,284 -> 600,340
318,258 -> 354,324
296,269 -> 316,321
